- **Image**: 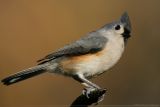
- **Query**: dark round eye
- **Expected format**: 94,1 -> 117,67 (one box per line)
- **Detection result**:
115,25 -> 121,30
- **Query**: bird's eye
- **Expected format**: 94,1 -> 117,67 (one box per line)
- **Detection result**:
115,25 -> 121,30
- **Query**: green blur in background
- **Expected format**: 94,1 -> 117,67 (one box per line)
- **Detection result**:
0,0 -> 160,107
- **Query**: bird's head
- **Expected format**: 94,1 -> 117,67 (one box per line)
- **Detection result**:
100,12 -> 132,42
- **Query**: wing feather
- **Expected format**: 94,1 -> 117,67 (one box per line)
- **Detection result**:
37,32 -> 108,64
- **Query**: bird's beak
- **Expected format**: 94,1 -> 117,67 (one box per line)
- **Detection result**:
120,12 -> 132,39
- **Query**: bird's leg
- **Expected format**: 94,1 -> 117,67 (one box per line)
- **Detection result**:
73,74 -> 101,98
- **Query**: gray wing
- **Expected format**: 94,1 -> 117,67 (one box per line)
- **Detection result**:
37,31 -> 108,64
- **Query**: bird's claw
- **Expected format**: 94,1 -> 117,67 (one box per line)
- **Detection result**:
82,87 -> 106,104
82,87 -> 97,98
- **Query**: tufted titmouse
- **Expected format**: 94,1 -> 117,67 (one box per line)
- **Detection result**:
1,12 -> 131,96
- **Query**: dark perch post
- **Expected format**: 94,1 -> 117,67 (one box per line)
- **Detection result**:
70,89 -> 106,107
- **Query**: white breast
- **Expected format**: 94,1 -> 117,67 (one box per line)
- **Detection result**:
80,35 -> 125,77
99,36 -> 124,72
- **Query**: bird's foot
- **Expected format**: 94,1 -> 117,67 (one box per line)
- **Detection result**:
82,87 -> 106,104
82,87 -> 97,98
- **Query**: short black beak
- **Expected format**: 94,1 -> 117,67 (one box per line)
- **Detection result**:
120,12 -> 132,39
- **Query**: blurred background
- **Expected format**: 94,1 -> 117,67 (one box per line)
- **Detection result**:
0,0 -> 160,107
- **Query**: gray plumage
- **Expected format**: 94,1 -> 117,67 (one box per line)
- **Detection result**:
38,32 -> 108,64
1,65 -> 47,85
1,12 -> 131,89
2,31 -> 108,85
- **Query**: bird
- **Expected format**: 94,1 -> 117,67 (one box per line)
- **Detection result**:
1,12 -> 131,97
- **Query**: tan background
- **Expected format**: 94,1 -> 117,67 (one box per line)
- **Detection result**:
0,0 -> 160,107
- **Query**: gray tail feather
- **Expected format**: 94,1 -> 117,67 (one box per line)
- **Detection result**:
1,65 -> 47,85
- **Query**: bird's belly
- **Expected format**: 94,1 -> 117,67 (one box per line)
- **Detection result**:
59,41 -> 124,77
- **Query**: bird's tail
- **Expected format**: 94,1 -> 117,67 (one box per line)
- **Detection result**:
1,64 -> 47,85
